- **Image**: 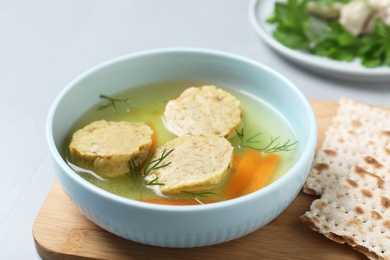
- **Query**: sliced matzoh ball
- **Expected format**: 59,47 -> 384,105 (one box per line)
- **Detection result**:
69,120 -> 153,177
147,134 -> 234,193
163,85 -> 242,139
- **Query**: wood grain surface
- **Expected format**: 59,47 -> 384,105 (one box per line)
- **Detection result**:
32,100 -> 368,260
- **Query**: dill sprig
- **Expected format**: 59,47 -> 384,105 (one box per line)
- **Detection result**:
143,148 -> 174,176
145,176 -> 165,186
127,148 -> 174,181
127,159 -> 141,180
97,94 -> 132,114
236,128 -> 297,153
127,149 -> 174,201
181,191 -> 217,205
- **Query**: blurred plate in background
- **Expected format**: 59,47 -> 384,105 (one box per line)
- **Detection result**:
249,0 -> 390,82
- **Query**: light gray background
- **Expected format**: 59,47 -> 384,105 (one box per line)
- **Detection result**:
1,0 -> 389,259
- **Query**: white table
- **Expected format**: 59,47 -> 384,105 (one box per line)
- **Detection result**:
1,0 -> 389,259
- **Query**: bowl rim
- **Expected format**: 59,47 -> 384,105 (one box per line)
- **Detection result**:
46,47 -> 317,212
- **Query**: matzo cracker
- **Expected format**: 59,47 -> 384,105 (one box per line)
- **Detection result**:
300,165 -> 390,259
301,98 -> 390,259
303,98 -> 390,196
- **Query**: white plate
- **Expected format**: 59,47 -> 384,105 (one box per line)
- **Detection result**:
249,0 -> 390,82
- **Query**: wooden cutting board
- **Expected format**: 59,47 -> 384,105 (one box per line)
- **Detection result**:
33,100 -> 369,260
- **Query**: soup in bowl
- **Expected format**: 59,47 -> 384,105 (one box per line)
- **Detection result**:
46,48 -> 317,248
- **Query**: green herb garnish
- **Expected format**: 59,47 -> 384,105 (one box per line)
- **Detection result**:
127,149 -> 174,200
314,0 -> 350,4
267,0 -> 390,68
145,176 -> 165,186
357,18 -> 390,68
236,128 -> 297,153
98,94 -> 132,114
267,0 -> 311,49
142,149 -> 174,177
181,191 -> 217,205
127,159 -> 141,180
128,148 -> 174,178
311,21 -> 359,62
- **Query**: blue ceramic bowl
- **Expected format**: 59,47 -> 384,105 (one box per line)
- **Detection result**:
46,48 -> 317,248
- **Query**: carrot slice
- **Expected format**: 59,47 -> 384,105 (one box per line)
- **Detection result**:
224,149 -> 262,199
232,154 -> 241,170
141,198 -> 216,206
241,153 -> 280,196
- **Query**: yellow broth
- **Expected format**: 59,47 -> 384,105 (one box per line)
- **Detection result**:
63,80 -> 299,204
